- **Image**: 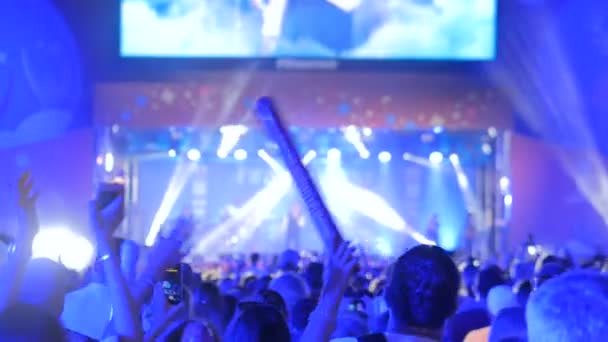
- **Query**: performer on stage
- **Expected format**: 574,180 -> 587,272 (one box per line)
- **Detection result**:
285,203 -> 305,251
426,213 -> 439,244
463,213 -> 476,257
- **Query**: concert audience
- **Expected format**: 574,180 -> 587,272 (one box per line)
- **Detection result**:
2,173 -> 608,342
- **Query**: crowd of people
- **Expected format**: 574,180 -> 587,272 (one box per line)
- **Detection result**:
1,172 -> 608,342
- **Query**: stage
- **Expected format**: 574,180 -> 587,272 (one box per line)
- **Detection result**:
100,126 -> 508,259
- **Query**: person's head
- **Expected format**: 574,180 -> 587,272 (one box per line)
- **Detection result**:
269,272 -> 310,317
278,249 -> 300,272
487,285 -> 519,317
255,289 -> 288,319
250,252 -> 260,266
165,320 -> 220,342
477,265 -> 506,300
304,262 -> 324,293
19,258 -> 70,317
534,262 -> 566,289
489,307 -> 527,342
385,245 -> 460,331
526,271 -> 608,342
224,304 -> 291,342
443,308 -> 491,342
193,282 -> 224,328
290,298 -> 317,334
0,303 -> 66,341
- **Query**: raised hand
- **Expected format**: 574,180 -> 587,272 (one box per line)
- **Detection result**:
300,241 -> 359,341
17,171 -> 38,210
90,183 -> 125,237
147,217 -> 194,270
134,217 -> 193,305
324,241 -> 358,297
16,171 -> 39,240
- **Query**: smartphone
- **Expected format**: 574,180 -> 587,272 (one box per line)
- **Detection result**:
96,181 -> 125,210
162,264 -> 183,305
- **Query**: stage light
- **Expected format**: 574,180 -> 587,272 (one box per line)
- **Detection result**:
104,153 -> 114,173
217,125 -> 248,158
96,155 -> 103,166
504,194 -> 513,206
457,173 -> 469,189
488,126 -> 498,138
402,152 -> 412,160
302,150 -> 317,165
32,228 -> 95,272
375,237 -> 392,256
257,149 -> 284,173
449,153 -> 459,164
527,245 -> 537,256
187,149 -> 201,161
362,127 -> 373,137
327,148 -> 341,162
360,150 -> 370,159
219,124 -> 248,135
168,149 -> 177,158
429,151 -> 444,165
378,151 -> 392,163
344,125 -> 358,140
433,126 -> 444,134
500,176 -> 510,191
482,143 -> 493,155
234,149 -> 248,161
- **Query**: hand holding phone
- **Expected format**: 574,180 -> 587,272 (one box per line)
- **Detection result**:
92,181 -> 125,234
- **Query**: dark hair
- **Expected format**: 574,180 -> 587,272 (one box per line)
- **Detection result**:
196,282 -> 223,308
304,262 -> 324,291
256,289 -> 288,319
514,280 -> 532,306
0,303 -> 66,341
489,307 -> 527,342
527,271 -> 608,342
443,308 -> 491,342
250,253 -> 261,265
165,320 -> 220,342
385,245 -> 459,330
225,304 -> 291,342
291,298 -> 317,332
477,265 -> 506,299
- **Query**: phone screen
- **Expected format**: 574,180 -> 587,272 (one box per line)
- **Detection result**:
96,181 -> 125,210
162,265 -> 183,305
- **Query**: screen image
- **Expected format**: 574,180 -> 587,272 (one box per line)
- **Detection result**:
121,0 -> 497,60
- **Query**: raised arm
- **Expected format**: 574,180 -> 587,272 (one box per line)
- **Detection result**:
132,217 -> 192,306
300,241 -> 358,342
0,172 -> 39,311
90,186 -> 141,340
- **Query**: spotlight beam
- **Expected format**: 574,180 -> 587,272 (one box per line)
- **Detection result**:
191,152 -> 317,255
145,162 -> 198,246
